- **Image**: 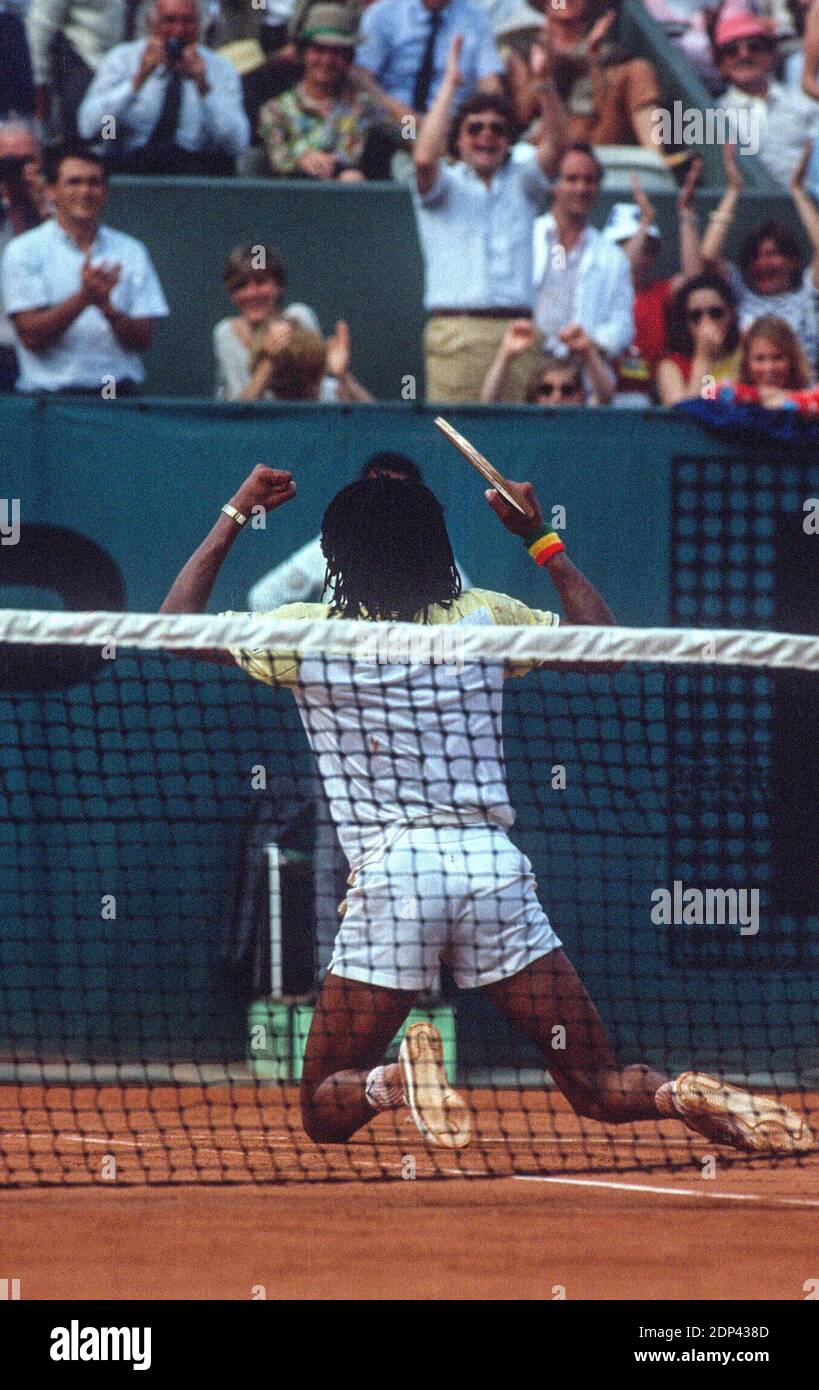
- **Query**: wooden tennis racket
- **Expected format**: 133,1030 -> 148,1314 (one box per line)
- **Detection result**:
434,417 -> 535,519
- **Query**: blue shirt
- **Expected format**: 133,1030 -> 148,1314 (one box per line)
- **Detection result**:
355,0 -> 503,110
412,145 -> 551,311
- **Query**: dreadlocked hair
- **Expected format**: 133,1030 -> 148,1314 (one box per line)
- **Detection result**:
321,476 -> 462,622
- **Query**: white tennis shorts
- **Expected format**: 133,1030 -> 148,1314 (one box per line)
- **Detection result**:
329,825 -> 561,991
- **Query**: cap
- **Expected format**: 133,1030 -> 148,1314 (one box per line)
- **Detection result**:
602,202 -> 661,245
300,3 -> 358,47
713,11 -> 774,50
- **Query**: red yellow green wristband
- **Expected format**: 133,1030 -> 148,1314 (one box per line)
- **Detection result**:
524,525 -> 565,566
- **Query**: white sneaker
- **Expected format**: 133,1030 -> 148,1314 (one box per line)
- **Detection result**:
398,1021 -> 471,1150
668,1072 -> 813,1155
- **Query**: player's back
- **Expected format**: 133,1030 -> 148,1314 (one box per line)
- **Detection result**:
229,589 -> 559,866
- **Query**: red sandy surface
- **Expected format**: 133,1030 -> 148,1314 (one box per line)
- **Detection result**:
2,1084 -> 817,1299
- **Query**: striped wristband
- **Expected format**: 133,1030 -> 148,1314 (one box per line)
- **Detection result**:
524,525 -> 565,566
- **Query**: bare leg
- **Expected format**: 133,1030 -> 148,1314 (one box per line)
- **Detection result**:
482,949 -> 668,1123
300,971 -> 417,1143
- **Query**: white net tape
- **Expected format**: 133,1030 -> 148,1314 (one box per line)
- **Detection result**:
1,609 -> 819,670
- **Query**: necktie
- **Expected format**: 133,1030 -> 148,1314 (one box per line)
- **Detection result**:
123,0 -> 141,42
146,66 -> 184,154
412,9 -> 443,114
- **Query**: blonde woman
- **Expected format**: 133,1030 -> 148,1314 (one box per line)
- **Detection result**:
717,312 -> 818,408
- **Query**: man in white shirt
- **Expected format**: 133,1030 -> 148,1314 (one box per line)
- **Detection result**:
711,10 -> 819,188
532,142 -> 633,365
413,33 -> 567,402
248,453 -> 472,609
1,142 -> 169,394
77,0 -> 250,174
26,0 -> 152,137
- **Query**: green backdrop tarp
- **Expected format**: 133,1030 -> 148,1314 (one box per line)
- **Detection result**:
0,397 -> 717,620
3,400 -> 813,1068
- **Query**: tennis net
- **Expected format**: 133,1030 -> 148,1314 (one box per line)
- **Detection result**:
1,609 -> 817,1185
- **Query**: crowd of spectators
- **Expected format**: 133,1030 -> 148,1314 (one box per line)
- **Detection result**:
1,0 -> 819,411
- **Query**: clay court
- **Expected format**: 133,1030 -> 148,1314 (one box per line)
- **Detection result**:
2,1085 -> 817,1300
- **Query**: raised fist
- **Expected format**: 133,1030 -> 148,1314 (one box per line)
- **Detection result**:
230,466 -> 297,516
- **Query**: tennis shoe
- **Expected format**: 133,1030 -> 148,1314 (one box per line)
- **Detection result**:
398,1021 -> 471,1150
670,1071 -> 812,1155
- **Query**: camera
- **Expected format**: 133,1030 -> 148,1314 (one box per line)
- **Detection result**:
165,36 -> 185,62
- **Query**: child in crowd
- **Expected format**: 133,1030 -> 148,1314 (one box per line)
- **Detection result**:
246,319 -> 373,402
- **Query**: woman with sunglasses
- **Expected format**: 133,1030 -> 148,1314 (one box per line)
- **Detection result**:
700,143 -> 819,369
481,318 -> 614,404
656,271 -> 741,405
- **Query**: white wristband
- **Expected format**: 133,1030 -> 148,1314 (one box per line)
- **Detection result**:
222,504 -> 247,527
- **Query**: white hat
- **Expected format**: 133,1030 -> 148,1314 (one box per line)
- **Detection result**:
602,202 -> 661,244
494,4 -> 545,42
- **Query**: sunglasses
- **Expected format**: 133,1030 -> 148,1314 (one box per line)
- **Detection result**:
536,380 -> 583,399
463,120 -> 508,138
687,305 -> 726,323
718,36 -> 774,59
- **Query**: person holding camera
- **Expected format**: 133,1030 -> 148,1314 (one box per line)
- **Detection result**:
77,0 -> 250,175
0,118 -> 48,391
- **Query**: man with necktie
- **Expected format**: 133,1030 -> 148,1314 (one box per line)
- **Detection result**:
77,0 -> 249,175
355,0 -> 503,123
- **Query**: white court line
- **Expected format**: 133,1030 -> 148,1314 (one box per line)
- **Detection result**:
464,1135 -> 693,1150
14,1131 -> 263,1163
17,1126 -> 683,1152
513,1174 -> 819,1209
11,1130 -> 816,1200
